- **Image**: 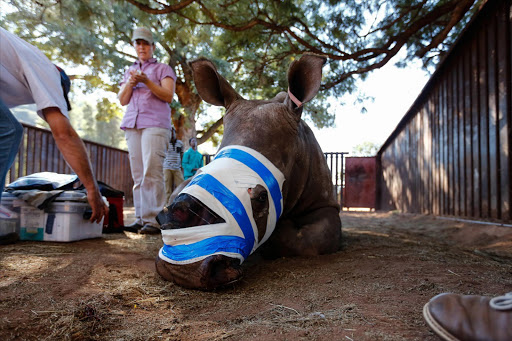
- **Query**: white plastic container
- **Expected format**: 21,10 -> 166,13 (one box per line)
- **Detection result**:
1,192 -> 45,241
0,193 -> 20,238
2,191 -> 103,242
43,191 -> 103,242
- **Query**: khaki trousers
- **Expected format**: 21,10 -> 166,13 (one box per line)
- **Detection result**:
164,168 -> 184,206
125,127 -> 170,227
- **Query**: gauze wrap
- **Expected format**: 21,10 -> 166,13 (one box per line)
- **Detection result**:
159,145 -> 285,265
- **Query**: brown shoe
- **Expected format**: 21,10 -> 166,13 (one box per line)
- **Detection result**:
423,292 -> 512,341
139,224 -> 161,235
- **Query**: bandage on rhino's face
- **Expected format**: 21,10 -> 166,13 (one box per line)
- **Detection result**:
156,54 -> 342,290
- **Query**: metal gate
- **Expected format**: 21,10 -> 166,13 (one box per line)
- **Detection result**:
344,157 -> 376,209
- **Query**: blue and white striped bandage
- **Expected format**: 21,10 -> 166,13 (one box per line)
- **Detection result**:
159,145 -> 285,265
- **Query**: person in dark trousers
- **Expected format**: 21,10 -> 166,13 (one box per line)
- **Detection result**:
0,27 -> 108,224
163,126 -> 184,206
182,137 -> 204,180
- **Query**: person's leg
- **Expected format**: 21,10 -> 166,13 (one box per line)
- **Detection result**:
139,127 -> 169,229
163,168 -> 173,206
0,98 -> 23,200
124,129 -> 144,226
174,169 -> 185,191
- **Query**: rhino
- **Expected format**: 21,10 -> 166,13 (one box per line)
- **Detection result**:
155,54 -> 342,290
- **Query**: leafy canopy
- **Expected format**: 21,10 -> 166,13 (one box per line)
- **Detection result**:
1,0 -> 482,145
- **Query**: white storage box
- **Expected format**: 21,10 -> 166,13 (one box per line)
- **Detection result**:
2,191 -> 103,242
1,192 -> 44,241
43,191 -> 103,242
0,193 -> 20,238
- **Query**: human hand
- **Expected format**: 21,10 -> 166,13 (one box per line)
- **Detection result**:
130,70 -> 149,85
87,189 -> 109,224
128,76 -> 138,87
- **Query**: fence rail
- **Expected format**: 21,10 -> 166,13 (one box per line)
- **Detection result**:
324,152 -> 348,206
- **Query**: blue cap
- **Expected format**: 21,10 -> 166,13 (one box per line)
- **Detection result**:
54,65 -> 72,111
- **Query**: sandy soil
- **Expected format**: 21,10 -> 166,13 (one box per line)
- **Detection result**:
1,210 -> 511,341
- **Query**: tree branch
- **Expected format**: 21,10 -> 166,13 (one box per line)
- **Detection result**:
197,116 -> 224,145
123,0 -> 195,15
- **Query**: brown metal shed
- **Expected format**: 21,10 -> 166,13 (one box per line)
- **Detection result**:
377,0 -> 512,222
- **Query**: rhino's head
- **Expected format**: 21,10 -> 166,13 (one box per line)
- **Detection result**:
156,54 -> 327,290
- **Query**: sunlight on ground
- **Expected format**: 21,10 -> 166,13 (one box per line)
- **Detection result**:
342,207 -> 374,212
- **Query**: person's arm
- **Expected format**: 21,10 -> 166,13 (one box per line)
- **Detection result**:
131,72 -> 175,103
43,107 -> 108,223
118,75 -> 137,106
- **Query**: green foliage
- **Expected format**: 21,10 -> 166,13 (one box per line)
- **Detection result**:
352,141 -> 380,157
1,0 -> 482,146
96,98 -> 123,122
71,98 -> 126,149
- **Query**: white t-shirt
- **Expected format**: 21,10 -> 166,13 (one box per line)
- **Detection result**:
0,27 -> 69,119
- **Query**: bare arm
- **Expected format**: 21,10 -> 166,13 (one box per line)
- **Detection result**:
118,76 -> 137,106
43,107 -> 108,223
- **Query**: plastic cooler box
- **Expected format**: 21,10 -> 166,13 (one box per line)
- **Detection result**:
0,192 -> 22,239
1,192 -> 45,240
43,191 -> 104,242
1,191 -> 103,242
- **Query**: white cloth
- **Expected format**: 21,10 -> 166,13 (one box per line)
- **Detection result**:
0,27 -> 69,118
159,145 -> 285,265
125,127 -> 170,226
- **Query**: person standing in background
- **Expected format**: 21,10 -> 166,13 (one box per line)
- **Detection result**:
118,27 -> 176,235
182,137 -> 204,180
163,126 -> 184,206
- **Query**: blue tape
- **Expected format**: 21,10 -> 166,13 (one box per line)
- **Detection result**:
161,235 -> 246,262
186,173 -> 254,256
215,148 -> 282,218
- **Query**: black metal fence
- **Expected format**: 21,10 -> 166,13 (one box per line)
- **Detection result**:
205,152 -> 347,206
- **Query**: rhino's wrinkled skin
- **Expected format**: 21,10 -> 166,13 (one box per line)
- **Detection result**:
156,54 -> 342,290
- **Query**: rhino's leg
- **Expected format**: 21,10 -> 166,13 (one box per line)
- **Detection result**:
260,206 -> 342,258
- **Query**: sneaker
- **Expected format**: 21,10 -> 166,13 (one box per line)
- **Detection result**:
139,224 -> 160,235
124,222 -> 143,233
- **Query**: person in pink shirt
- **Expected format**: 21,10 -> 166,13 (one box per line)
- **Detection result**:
118,27 -> 177,234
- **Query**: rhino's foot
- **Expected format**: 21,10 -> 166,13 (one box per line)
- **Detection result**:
155,255 -> 243,291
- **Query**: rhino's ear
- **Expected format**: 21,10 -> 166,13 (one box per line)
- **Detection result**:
285,54 -> 327,116
189,58 -> 242,109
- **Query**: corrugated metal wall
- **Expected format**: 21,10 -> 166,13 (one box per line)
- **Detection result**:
377,0 -> 512,222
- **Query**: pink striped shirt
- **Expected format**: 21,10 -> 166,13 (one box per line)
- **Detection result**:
120,58 -> 177,130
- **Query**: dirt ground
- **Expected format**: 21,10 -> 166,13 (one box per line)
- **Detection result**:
1,209 -> 511,341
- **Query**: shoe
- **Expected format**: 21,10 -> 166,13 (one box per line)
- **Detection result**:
423,292 -> 512,341
139,224 -> 161,235
0,232 -> 19,245
124,222 -> 143,233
